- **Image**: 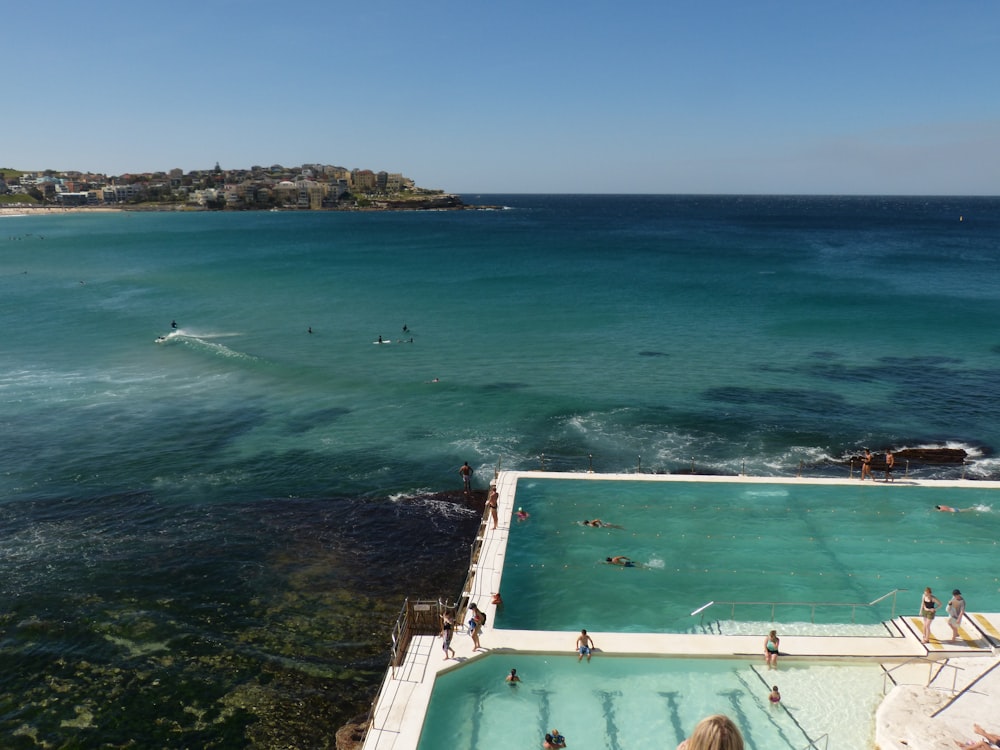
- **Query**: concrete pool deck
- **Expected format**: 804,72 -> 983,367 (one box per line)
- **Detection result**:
361,471 -> 1000,750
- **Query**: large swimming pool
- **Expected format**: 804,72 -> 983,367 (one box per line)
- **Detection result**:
495,478 -> 999,632
415,654 -> 884,750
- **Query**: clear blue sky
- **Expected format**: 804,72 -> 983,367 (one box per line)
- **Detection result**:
5,1 -> 999,194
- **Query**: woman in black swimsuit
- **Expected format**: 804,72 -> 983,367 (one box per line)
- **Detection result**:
920,587 -> 943,644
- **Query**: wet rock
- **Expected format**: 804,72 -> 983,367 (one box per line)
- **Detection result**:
335,716 -> 368,750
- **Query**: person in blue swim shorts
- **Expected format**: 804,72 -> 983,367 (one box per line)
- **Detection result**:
576,629 -> 595,662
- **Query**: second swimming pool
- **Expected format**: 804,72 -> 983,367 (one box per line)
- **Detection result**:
495,478 -> 999,632
415,653 -> 884,750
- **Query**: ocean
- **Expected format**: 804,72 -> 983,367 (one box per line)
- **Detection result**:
2,195 -> 999,747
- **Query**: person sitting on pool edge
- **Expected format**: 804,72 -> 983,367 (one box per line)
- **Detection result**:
576,629 -> 595,662
606,555 -> 635,567
764,630 -> 780,668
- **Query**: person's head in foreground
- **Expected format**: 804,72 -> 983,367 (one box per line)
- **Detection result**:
677,714 -> 744,750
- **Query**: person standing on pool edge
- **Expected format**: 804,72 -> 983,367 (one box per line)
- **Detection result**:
486,482 -> 499,529
467,603 -> 484,651
884,449 -> 895,482
860,448 -> 873,480
920,587 -> 943,644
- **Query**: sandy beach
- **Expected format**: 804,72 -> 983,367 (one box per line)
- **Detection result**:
0,205 -> 120,216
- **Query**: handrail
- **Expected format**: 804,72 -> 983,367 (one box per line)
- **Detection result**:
930,659 -> 1000,717
882,657 -> 962,696
692,589 -> 906,625
868,589 -> 906,607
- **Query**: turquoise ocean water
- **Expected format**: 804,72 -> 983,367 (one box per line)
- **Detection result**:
2,195 -> 1000,746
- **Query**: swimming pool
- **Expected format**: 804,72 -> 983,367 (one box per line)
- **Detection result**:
496,478 -> 999,632
415,654 -> 884,750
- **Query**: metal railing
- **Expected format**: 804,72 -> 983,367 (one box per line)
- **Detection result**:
691,588 -> 906,626
388,598 -> 453,676
882,657 -> 962,696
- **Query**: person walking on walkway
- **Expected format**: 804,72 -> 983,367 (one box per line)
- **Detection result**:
440,612 -> 456,659
947,589 -> 966,641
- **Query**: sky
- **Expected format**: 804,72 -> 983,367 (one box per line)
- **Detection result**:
4,1 -> 999,194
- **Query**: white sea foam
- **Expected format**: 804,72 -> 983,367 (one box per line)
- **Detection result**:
163,330 -> 258,362
389,490 -> 478,519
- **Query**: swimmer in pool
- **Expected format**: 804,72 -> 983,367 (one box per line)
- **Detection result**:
583,519 -> 623,528
606,555 -> 636,567
936,505 -> 974,513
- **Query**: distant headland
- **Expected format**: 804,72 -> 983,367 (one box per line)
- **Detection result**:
0,163 -> 490,212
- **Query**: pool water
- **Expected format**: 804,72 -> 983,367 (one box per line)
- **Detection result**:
415,654 -> 883,750
497,478 -> 999,632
